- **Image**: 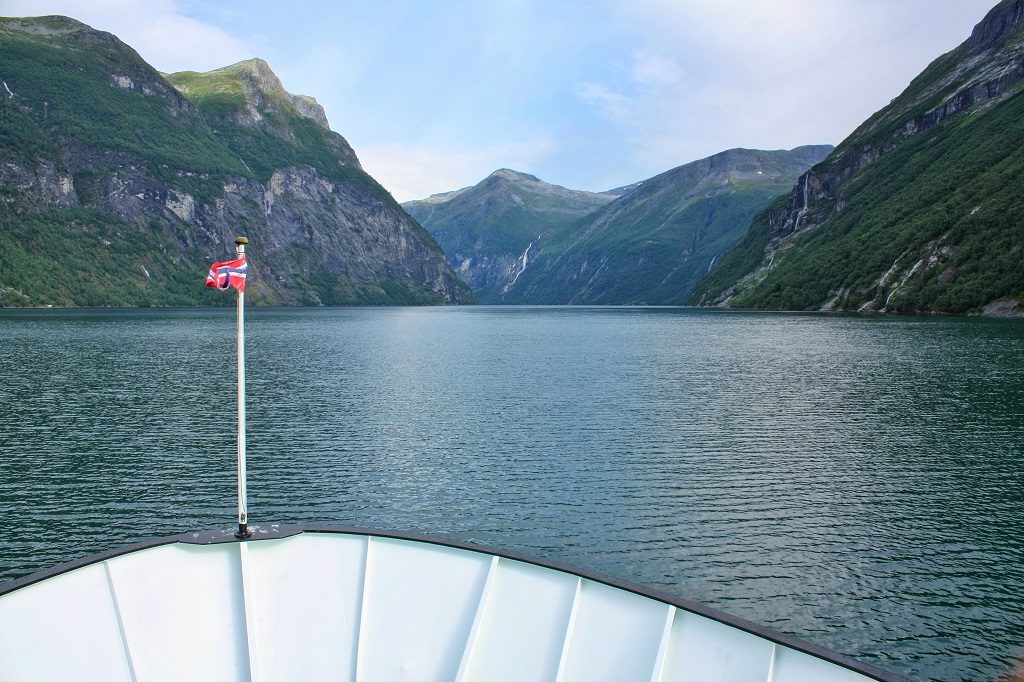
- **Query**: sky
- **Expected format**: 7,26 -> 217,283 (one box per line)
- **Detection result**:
0,0 -> 999,201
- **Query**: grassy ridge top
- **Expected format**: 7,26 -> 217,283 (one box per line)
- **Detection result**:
165,58 -> 325,125
163,67 -> 247,119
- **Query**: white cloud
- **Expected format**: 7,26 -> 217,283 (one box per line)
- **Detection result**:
585,0 -> 996,180
630,50 -> 682,88
359,137 -> 560,203
0,0 -> 255,72
574,81 -> 631,121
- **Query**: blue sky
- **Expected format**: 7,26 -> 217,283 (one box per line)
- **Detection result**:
0,0 -> 998,200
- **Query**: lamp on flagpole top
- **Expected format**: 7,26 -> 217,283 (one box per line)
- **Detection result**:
234,235 -> 251,539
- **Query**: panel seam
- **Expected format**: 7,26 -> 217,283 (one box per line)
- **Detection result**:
103,560 -> 138,682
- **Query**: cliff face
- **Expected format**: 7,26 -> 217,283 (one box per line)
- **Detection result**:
403,170 -> 615,303
691,0 -> 1024,315
0,17 -> 470,306
504,146 -> 831,305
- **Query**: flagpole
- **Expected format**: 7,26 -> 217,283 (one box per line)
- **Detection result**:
234,236 -> 251,539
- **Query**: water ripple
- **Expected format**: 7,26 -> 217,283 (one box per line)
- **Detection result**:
1,307 -> 1022,681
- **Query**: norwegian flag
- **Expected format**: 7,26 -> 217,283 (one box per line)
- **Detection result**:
206,255 -> 248,292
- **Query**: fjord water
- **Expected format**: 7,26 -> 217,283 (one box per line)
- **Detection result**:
1,307 -> 1021,681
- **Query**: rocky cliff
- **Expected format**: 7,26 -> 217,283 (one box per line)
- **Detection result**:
403,169 -> 616,303
691,0 -> 1024,315
0,16 -> 471,306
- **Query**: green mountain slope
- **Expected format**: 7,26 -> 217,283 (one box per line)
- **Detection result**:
403,169 -> 616,302
0,16 -> 470,306
506,146 -> 832,305
690,0 -> 1024,315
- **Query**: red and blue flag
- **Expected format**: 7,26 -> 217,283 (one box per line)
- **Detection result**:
206,255 -> 248,292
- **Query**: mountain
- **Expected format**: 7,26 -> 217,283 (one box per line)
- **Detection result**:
501,146 -> 832,304
403,169 -> 616,302
690,0 -> 1024,315
0,16 -> 471,306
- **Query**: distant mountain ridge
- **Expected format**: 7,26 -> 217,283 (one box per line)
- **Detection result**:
0,16 -> 470,306
404,169 -> 616,302
507,146 -> 832,305
691,0 -> 1024,315
409,146 -> 831,304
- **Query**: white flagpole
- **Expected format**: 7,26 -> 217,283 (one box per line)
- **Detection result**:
234,236 -> 251,539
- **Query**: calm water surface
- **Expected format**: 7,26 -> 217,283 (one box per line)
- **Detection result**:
1,307 -> 1022,681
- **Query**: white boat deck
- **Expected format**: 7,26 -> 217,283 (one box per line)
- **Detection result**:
0,527 -> 903,682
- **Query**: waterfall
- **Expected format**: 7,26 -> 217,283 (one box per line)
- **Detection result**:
503,238 -> 536,292
792,173 -> 811,231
